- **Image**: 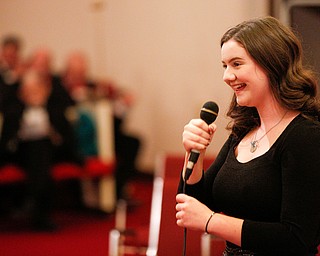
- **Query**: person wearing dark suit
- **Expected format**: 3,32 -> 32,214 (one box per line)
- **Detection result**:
0,69 -> 82,231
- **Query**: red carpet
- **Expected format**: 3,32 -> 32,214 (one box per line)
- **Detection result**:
0,177 -> 153,256
2,169 -> 318,256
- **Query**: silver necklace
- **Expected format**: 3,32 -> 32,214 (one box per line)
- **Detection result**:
250,112 -> 288,153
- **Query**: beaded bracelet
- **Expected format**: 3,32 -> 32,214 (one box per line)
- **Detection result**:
205,211 -> 215,234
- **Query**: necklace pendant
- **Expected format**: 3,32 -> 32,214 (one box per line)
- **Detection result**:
250,140 -> 258,153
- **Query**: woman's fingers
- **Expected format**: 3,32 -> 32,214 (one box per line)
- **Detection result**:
182,119 -> 214,152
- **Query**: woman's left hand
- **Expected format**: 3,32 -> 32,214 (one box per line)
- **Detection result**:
176,193 -> 212,231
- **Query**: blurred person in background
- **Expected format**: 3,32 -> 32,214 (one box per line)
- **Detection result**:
61,50 -> 141,204
0,34 -> 25,111
61,51 -> 96,103
26,47 -> 75,123
0,69 -> 82,231
60,51 -> 98,158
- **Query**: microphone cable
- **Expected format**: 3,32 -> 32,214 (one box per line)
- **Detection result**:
182,171 -> 188,256
182,163 -> 194,256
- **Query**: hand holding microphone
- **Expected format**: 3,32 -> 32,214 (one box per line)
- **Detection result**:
183,101 -> 219,181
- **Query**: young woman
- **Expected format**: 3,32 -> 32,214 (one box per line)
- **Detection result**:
176,16 -> 320,255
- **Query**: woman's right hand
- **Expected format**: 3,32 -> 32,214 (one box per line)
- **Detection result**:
182,118 -> 216,153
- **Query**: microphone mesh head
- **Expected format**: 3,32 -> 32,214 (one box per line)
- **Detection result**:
200,101 -> 219,124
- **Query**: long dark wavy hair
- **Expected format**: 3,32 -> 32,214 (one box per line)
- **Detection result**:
220,16 -> 320,139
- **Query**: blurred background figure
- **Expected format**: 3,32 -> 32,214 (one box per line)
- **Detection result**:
27,47 -> 82,164
61,50 -> 142,204
61,51 -> 95,103
0,34 -> 25,111
0,69 -> 83,231
26,47 -> 75,120
60,51 -> 99,159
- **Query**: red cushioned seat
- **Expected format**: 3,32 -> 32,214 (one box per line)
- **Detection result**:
0,165 -> 26,184
51,162 -> 84,181
0,158 -> 115,184
84,157 -> 115,178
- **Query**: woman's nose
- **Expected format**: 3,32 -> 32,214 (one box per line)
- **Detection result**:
223,69 -> 236,83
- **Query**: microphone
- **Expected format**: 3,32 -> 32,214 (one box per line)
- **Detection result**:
184,101 -> 219,181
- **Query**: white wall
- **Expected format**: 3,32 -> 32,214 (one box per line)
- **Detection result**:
0,0 -> 269,172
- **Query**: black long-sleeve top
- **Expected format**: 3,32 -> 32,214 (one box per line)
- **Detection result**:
179,115 -> 320,255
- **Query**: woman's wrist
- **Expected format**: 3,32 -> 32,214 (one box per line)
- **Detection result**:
205,211 -> 215,234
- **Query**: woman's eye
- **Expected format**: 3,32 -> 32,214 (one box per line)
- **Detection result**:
233,62 -> 241,67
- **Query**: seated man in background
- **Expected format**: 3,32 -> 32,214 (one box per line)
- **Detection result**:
0,70 -> 82,231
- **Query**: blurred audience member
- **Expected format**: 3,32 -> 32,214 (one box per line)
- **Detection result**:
26,47 -> 75,110
27,47 -> 82,164
60,51 -> 98,157
0,34 -> 25,111
61,51 -> 95,103
61,51 -> 141,203
0,70 -> 82,231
